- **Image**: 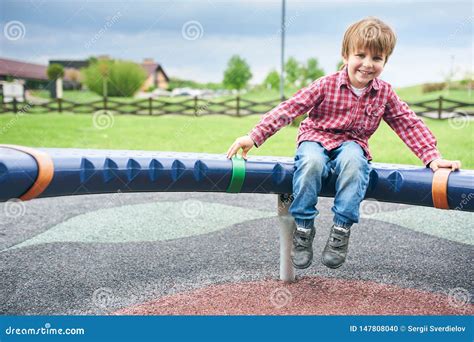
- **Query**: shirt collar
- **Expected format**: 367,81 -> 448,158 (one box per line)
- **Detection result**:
337,66 -> 380,92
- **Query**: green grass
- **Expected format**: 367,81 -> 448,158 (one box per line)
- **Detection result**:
395,86 -> 473,112
0,113 -> 472,168
395,85 -> 472,103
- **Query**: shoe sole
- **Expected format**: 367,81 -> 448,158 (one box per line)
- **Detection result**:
321,256 -> 344,269
292,258 -> 313,269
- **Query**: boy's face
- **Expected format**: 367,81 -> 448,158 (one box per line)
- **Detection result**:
343,48 -> 386,88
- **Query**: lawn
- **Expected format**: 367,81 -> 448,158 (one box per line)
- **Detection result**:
0,113 -> 472,168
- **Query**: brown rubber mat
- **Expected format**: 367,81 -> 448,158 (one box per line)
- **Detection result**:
114,276 -> 473,315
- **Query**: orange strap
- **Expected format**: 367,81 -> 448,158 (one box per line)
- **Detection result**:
432,168 -> 451,209
0,144 -> 54,201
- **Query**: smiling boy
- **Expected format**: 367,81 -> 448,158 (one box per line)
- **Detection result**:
226,17 -> 461,270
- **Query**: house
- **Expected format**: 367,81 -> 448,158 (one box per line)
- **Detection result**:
48,60 -> 89,90
140,58 -> 169,91
0,57 -> 49,89
0,56 -> 169,92
0,57 -> 80,90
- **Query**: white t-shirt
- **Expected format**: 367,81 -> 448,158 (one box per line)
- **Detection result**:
350,84 -> 367,97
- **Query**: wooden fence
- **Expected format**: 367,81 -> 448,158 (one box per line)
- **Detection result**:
1,95 -> 473,119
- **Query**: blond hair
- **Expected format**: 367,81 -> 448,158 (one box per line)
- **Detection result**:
341,17 -> 396,65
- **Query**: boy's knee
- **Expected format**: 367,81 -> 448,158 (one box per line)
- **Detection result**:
338,155 -> 369,178
298,155 -> 327,174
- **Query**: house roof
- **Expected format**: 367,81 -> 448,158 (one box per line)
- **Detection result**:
0,57 -> 48,81
140,63 -> 169,81
50,60 -> 90,69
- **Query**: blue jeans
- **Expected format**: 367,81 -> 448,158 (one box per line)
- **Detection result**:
289,141 -> 371,229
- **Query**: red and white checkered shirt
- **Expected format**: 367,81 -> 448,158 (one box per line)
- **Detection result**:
249,67 -> 441,165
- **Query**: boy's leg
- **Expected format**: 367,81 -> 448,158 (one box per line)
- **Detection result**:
289,141 -> 330,269
289,141 -> 330,227
322,141 -> 371,268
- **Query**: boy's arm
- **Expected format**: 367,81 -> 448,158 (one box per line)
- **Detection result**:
383,87 -> 442,166
248,79 -> 325,147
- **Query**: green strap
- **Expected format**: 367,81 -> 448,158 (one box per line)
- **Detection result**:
226,156 -> 246,193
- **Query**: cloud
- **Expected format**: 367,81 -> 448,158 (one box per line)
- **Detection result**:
1,0 -> 472,86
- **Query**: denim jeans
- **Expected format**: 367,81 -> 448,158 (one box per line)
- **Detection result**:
288,140 -> 371,229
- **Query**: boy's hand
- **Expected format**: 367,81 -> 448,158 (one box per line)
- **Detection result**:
226,135 -> 254,160
429,159 -> 462,172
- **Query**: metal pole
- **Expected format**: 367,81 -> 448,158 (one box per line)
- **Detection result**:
277,194 -> 295,282
279,0 -> 286,101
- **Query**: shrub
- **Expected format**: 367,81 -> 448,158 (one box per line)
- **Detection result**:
422,82 -> 446,93
83,60 -> 146,97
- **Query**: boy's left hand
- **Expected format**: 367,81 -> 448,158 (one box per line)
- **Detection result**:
429,159 -> 462,172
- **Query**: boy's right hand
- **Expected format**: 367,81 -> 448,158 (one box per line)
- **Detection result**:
226,135 -> 255,160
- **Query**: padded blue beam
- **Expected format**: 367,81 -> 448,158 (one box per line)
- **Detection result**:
0,147 -> 473,211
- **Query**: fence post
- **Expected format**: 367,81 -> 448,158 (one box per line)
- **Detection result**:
58,98 -> 62,113
148,97 -> 153,115
236,95 -> 240,117
438,96 -> 443,119
103,96 -> 108,111
12,98 -> 18,114
194,96 -> 198,116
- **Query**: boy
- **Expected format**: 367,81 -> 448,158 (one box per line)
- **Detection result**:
226,17 -> 461,269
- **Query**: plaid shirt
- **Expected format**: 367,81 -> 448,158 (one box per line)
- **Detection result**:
249,67 -> 441,165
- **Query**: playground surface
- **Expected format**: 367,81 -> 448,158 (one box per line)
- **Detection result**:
0,192 -> 472,315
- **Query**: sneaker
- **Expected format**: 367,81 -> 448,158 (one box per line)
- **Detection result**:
291,225 -> 316,269
321,225 -> 351,269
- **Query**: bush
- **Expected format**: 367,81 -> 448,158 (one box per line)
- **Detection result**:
83,60 -> 146,97
47,64 -> 64,80
422,82 -> 446,93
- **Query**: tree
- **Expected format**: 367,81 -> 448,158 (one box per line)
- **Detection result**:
285,57 -> 302,87
263,70 -> 280,90
223,55 -> 252,91
301,58 -> 324,86
47,64 -> 64,98
47,64 -> 64,80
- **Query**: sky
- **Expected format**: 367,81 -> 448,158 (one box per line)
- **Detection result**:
0,0 -> 472,87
